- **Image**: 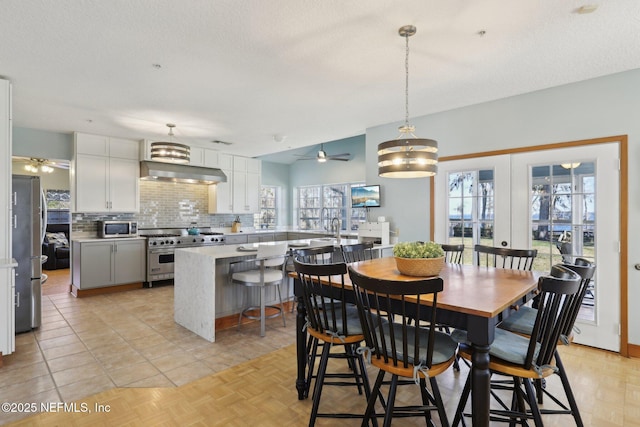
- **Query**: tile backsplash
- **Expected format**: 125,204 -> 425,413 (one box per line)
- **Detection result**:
72,181 -> 253,233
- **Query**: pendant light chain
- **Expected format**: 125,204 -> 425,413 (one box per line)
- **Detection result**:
404,32 -> 410,129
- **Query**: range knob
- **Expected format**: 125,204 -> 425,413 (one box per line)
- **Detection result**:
159,241 -> 164,245
169,240 -> 175,245
201,238 -> 205,242
151,241 -> 157,246
192,238 -> 197,243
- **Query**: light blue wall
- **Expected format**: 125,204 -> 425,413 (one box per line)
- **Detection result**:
366,68 -> 640,345
288,134 -> 366,228
289,134 -> 366,186
13,127 -> 73,160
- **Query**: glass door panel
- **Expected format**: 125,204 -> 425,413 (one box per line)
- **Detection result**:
435,155 -> 510,265
511,144 -> 619,351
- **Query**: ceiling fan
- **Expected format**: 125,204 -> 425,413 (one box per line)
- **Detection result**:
13,156 -> 69,173
295,144 -> 351,162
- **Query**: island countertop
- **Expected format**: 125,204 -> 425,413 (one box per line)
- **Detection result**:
175,237 -> 369,258
173,238 -> 393,342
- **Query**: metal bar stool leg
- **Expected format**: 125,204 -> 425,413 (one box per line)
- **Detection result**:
260,285 -> 266,337
277,283 -> 286,327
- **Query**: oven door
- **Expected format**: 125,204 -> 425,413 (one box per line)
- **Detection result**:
148,247 -> 175,281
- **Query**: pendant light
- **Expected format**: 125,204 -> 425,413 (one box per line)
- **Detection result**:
378,25 -> 438,178
151,123 -> 190,164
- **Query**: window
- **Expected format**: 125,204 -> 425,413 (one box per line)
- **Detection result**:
45,189 -> 71,224
446,170 -> 495,264
256,186 -> 278,229
296,182 -> 365,231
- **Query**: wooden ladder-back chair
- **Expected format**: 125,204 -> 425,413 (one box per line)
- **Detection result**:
295,245 -> 336,264
441,243 -> 464,264
348,266 -> 458,427
452,265 -> 581,427
475,244 -> 537,271
498,258 -> 596,425
341,241 -> 375,263
294,260 -> 374,426
288,245 -> 337,311
291,244 -> 340,398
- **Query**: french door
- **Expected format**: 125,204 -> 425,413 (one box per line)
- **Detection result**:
434,143 -> 620,352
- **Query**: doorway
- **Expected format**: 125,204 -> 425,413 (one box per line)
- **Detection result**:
433,139 -> 625,353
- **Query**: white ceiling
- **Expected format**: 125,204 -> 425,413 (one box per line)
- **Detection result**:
2,1 -> 640,162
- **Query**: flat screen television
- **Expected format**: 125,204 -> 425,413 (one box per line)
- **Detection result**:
351,185 -> 381,208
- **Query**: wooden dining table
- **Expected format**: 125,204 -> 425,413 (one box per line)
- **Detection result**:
292,256 -> 541,427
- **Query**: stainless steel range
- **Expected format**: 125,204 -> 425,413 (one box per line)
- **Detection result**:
140,228 -> 226,287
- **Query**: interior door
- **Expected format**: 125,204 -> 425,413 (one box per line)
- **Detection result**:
435,143 -> 621,352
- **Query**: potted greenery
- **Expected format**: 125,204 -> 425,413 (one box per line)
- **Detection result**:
392,241 -> 445,277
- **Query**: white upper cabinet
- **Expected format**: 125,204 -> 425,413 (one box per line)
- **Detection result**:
208,155 -> 260,214
203,149 -> 219,168
218,153 -> 233,169
73,133 -> 139,213
232,156 -> 261,213
189,146 -> 205,166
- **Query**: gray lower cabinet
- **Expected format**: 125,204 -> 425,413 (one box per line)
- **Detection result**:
72,239 -> 145,289
225,234 -> 248,245
248,234 -> 274,243
287,232 -> 327,240
273,232 -> 288,242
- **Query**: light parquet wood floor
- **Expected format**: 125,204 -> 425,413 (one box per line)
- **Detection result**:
7,270 -> 640,426
6,341 -> 640,427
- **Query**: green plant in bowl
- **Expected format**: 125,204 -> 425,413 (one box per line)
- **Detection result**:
393,241 -> 444,259
393,241 -> 445,276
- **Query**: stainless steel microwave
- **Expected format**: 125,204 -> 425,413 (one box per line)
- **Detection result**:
98,221 -> 138,238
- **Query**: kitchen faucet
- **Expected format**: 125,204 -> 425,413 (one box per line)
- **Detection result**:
331,217 -> 341,238
320,207 -> 329,231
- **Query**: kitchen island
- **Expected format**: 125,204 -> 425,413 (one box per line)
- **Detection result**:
174,238 -> 392,342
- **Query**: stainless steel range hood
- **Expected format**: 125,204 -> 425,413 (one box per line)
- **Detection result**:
140,161 -> 227,184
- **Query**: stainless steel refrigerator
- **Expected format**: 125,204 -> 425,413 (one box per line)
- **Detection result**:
11,175 -> 44,332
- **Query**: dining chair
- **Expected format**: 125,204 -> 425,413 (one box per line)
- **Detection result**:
348,266 -> 458,427
294,259 -> 374,426
474,244 -> 537,270
230,242 -> 288,337
452,265 -> 581,427
441,243 -> 464,264
287,245 -> 337,313
292,244 -> 340,398
295,245 -> 336,264
498,258 -> 595,425
340,241 -> 375,263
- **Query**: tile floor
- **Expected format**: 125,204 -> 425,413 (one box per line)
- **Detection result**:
0,283 -> 296,425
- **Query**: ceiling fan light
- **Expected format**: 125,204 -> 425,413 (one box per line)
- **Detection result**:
317,149 -> 327,162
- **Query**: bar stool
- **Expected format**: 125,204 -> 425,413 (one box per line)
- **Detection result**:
231,242 -> 288,337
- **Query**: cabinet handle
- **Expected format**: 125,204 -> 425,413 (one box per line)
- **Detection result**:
15,291 -> 19,308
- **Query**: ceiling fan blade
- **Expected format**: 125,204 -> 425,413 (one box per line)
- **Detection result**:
328,157 -> 351,161
327,153 -> 350,157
